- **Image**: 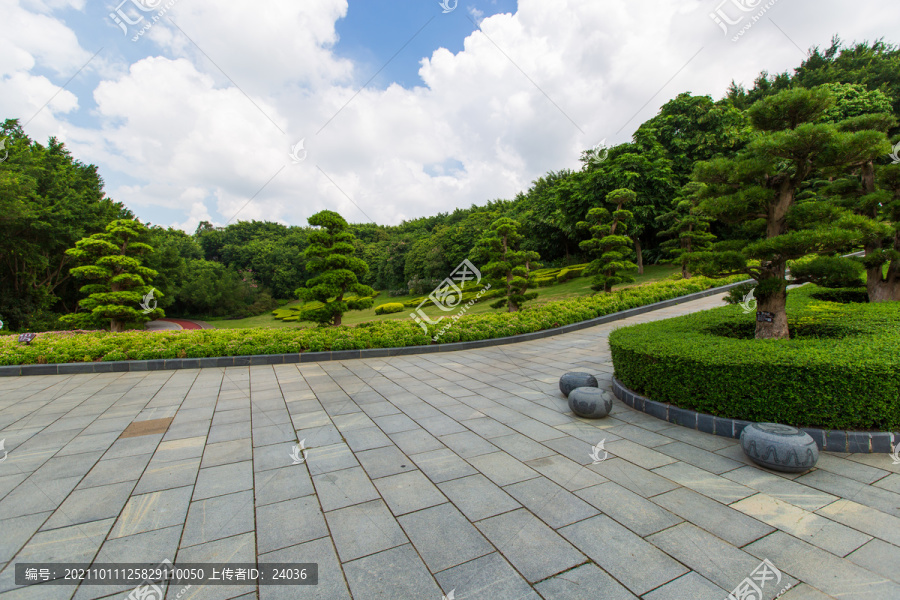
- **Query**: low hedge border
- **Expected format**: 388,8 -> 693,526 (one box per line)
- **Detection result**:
611,377 -> 898,454
0,277 -> 752,377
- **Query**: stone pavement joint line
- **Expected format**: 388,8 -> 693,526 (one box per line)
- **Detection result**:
0,292 -> 898,599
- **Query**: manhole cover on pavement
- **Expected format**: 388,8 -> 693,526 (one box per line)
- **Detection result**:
119,417 -> 173,439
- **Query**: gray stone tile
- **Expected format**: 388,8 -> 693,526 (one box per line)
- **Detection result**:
0,511 -> 51,564
435,552 -> 542,600
57,431 -> 120,456
343,426 -> 392,452
343,544 -> 442,600
744,531 -> 900,598
603,438 -> 677,470
325,500 -> 408,562
653,462 -> 755,504
0,476 -> 81,520
467,451 -> 539,487
411,448 -> 477,483
252,422 -> 297,447
461,417 -> 516,439
647,522 -> 794,594
560,515 -> 688,596
534,563 -> 637,600
814,453 -> 891,484
794,469 -> 900,518
192,460 -> 253,501
438,474 -> 521,522
576,481 -> 681,536
505,418 -> 566,442
313,466 -> 380,511
109,486 -> 193,538
252,442 -> 300,473
437,431 -> 498,458
388,429 -> 445,455
722,466 -> 839,511
132,456 -> 201,494
181,490 -> 255,547
355,446 -> 415,480
643,572 -> 726,600
295,424 -> 343,448
476,509 -> 586,583
489,433 -> 556,461
776,584 -> 836,599
28,451 -> 103,483
254,465 -> 314,506
42,480 -> 135,530
78,454 -> 152,489
207,421 -> 250,444
655,441 -> 745,474
399,503 -> 493,572
372,414 -> 419,434
199,438 -> 251,469
374,470 -> 447,516
416,416 -> 467,437
259,537 -> 350,600
504,477 -> 598,529
256,495 -> 328,554
586,457 -> 680,497
332,412 -> 376,432
524,455 -> 606,491
172,532 -> 256,598
305,443 -> 359,475
653,487 -> 774,547
846,539 -> 900,584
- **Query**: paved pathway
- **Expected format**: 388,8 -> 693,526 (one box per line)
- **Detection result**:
0,292 -> 898,600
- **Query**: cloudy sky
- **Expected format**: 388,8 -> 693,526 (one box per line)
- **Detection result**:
2,0 -> 898,231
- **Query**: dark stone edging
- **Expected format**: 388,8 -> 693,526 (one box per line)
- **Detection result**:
611,377 -> 899,454
0,279 -> 753,378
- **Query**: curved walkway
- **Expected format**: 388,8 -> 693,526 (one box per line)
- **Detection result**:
0,292 -> 897,599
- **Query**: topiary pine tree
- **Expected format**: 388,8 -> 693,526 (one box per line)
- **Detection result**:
688,86 -> 890,339
578,189 -> 638,292
471,217 -> 540,312
295,210 -> 375,326
656,182 -> 716,279
60,219 -> 163,332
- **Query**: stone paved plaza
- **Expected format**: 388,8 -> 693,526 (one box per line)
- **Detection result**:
1,293 -> 899,600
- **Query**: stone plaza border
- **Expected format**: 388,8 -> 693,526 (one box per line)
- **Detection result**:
0,279 -> 755,378
611,376 -> 899,454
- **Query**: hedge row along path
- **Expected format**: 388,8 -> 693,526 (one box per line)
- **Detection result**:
1,290 -> 897,599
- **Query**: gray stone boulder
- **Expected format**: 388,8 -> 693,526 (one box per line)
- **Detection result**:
568,387 -> 613,419
559,372 -> 598,397
740,423 -> 819,473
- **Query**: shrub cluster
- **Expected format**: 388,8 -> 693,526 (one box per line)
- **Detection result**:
609,285 -> 900,430
1,275 -> 745,367
374,303 -> 405,315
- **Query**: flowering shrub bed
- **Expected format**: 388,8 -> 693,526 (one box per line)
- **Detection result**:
1,275 -> 744,366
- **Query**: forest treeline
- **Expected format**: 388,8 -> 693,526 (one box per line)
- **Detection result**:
2,37 -> 899,331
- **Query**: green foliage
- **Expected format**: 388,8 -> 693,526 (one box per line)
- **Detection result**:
374,302 -> 405,315
472,218 -> 541,312
0,275 -> 746,366
59,219 -> 162,332
609,285 -> 900,430
578,189 -> 638,292
295,210 -> 375,326
656,182 -> 716,277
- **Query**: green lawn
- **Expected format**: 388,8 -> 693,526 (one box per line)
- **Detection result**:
205,264 -> 680,330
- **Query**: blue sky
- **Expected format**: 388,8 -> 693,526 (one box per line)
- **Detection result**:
3,0 -> 898,230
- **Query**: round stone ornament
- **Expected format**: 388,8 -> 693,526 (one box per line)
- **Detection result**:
568,387 -> 613,419
559,372 -> 598,397
740,423 -> 819,473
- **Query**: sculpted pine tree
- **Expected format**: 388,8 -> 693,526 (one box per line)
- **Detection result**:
60,219 -> 162,332
295,210 -> 374,326
656,183 -> 715,279
689,86 -> 889,339
472,218 -> 540,312
578,189 -> 638,293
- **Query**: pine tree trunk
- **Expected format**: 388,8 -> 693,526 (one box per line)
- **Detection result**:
334,313 -> 342,327
110,319 -> 125,333
635,238 -> 644,275
754,287 -> 789,339
681,262 -> 691,279
865,235 -> 900,302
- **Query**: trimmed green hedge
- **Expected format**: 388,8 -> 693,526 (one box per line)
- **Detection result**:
0,275 -> 745,367
374,302 -> 405,315
609,285 -> 900,430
